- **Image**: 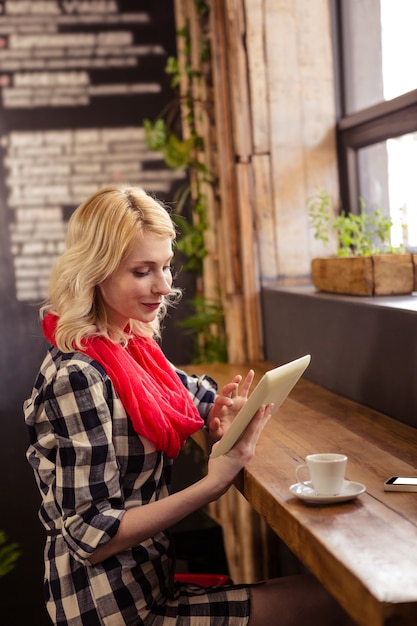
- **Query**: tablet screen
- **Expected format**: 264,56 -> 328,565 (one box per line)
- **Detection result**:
210,354 -> 311,458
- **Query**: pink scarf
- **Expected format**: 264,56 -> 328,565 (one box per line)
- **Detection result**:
42,313 -> 204,458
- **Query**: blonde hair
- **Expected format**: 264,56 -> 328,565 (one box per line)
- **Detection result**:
42,184 -> 180,352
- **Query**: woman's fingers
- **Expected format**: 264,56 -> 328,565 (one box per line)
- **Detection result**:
219,369 -> 254,400
239,369 -> 255,397
220,381 -> 240,399
224,403 -> 274,459
239,403 -> 274,448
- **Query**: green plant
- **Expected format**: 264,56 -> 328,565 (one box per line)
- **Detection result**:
0,530 -> 21,578
308,189 -> 403,257
143,115 -> 209,275
144,3 -> 227,363
143,21 -> 213,279
179,295 -> 227,364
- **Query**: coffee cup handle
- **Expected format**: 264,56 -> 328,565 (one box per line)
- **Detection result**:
296,463 -> 310,486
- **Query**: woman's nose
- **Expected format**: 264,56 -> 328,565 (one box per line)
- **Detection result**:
152,271 -> 172,294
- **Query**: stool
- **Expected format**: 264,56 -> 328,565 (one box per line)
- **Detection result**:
174,572 -> 233,586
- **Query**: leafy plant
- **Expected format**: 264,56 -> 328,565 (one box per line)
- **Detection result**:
144,3 -> 227,363
308,189 -> 403,257
143,114 -> 210,279
0,531 -> 21,578
179,295 -> 227,364
143,118 -> 197,170
173,212 -> 208,273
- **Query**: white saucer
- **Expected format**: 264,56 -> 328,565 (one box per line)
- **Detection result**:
289,480 -> 366,504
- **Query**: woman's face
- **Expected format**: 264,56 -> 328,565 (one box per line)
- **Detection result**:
98,234 -> 173,329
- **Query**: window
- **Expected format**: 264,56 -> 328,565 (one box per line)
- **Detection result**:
333,0 -> 417,250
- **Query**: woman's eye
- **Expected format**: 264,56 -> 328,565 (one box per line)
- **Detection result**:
133,270 -> 150,277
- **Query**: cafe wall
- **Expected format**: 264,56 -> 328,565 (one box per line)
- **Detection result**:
0,2 -> 191,623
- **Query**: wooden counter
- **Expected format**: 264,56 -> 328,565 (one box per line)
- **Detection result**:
183,361 -> 417,626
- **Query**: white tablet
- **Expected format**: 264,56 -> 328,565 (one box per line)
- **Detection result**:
210,354 -> 311,458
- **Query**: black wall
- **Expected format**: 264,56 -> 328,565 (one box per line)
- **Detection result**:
0,3 -> 194,623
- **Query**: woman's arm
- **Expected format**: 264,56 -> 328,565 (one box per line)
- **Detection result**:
89,401 -> 272,565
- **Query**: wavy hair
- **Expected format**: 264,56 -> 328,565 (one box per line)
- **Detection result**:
42,184 -> 181,352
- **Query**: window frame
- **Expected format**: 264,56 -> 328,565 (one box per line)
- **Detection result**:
332,0 -> 417,221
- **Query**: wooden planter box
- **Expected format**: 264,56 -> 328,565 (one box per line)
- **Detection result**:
414,254 -> 417,292
311,254 -> 416,296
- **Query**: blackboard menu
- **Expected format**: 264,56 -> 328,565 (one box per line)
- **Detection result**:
0,2 -> 186,623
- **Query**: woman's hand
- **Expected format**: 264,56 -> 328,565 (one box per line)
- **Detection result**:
206,402 -> 274,492
206,369 -> 255,442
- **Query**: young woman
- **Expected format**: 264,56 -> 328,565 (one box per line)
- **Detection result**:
24,185 -> 353,625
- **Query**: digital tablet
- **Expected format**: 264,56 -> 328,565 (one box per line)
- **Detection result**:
210,354 -> 311,458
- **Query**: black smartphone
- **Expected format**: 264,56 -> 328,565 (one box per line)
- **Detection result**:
384,476 -> 417,492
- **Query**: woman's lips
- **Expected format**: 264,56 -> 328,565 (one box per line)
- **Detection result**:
142,302 -> 161,311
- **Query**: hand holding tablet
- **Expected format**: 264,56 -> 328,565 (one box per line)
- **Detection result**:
210,354 -> 311,458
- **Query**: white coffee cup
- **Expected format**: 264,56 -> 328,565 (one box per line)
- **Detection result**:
296,453 -> 348,495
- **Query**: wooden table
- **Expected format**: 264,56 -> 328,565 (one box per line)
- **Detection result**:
184,361 -> 417,626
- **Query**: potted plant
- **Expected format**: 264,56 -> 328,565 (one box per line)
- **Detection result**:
308,189 -> 416,296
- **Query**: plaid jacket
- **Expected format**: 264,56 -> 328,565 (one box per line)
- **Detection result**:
24,347 -> 217,626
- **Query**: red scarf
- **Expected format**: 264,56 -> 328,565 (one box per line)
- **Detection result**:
42,313 -> 204,458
